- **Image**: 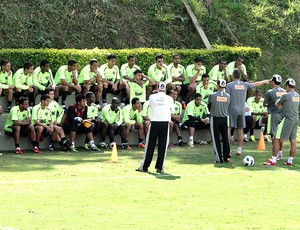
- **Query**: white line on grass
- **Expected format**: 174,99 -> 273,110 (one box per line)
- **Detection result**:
0,170 -> 299,185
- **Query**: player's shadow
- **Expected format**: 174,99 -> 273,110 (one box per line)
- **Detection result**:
147,172 -> 181,180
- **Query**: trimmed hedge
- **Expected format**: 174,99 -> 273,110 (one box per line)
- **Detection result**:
0,45 -> 261,79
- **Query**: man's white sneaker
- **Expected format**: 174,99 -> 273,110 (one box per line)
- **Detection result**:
188,140 -> 194,148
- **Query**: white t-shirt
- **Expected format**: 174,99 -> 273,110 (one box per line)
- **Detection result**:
149,92 -> 174,122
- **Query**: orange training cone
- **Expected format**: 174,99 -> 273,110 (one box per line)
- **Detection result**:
257,130 -> 266,151
110,142 -> 118,162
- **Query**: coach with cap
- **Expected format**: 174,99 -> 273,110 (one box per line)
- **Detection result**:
208,79 -> 231,163
136,82 -> 174,173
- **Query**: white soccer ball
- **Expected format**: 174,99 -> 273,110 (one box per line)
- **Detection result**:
243,155 -> 255,166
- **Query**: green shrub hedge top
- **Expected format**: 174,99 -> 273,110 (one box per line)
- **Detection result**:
0,45 -> 261,80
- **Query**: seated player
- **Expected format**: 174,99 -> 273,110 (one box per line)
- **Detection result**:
126,69 -> 156,104
195,73 -> 217,104
101,97 -> 124,149
33,60 -> 57,97
4,97 -> 39,154
78,59 -> 103,106
62,94 -> 98,152
83,92 -> 106,150
0,60 -> 14,112
99,54 -> 126,107
147,54 -> 171,98
168,89 -> 185,147
46,89 -> 71,151
54,59 -> 82,110
208,58 -> 229,82
246,88 -> 270,142
182,93 -> 210,147
13,61 -> 38,108
122,97 -> 145,149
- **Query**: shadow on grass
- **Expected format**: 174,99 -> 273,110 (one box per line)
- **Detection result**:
147,172 -> 181,180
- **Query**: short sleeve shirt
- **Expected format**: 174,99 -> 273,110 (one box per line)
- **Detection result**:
226,61 -> 247,77
247,97 -> 267,120
148,63 -> 170,83
196,81 -> 217,104
142,100 -> 151,120
87,103 -> 99,120
99,63 -> 120,83
264,87 -> 285,114
120,63 -> 141,80
13,68 -> 33,90
54,65 -> 77,85
277,91 -> 300,121
182,100 -> 209,123
48,100 -> 64,123
208,64 -> 228,81
128,81 -> 148,103
101,104 -> 122,125
168,63 -> 186,85
122,104 -> 143,125
0,70 -> 13,89
4,106 -> 31,132
78,65 -> 100,84
33,66 -> 54,90
185,64 -> 206,83
208,90 -> 230,117
226,80 -> 254,115
31,103 -> 52,125
173,101 -> 182,116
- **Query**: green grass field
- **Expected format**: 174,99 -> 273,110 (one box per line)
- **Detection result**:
0,141 -> 300,230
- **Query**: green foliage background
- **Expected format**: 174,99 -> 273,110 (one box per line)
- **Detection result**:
0,46 -> 261,78
188,0 -> 300,83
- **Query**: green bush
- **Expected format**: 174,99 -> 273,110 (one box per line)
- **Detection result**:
0,46 -> 261,79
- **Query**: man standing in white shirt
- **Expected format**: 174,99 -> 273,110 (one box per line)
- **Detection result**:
136,82 -> 174,173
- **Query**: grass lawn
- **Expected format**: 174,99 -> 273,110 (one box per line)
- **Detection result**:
0,140 -> 300,230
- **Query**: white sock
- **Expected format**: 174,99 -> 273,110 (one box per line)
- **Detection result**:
271,156 -> 277,163
89,140 -> 95,148
288,157 -> 293,163
71,142 -> 75,147
237,147 -> 242,153
189,136 -> 193,141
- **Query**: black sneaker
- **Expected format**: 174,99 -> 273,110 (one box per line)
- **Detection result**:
135,168 -> 148,172
178,140 -> 186,147
48,145 -> 55,151
156,169 -> 164,173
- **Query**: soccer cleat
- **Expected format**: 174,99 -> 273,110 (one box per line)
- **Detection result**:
236,152 -> 242,157
156,169 -> 164,173
90,145 -> 101,152
283,160 -> 292,166
264,135 -> 272,143
16,147 -> 23,154
137,143 -> 145,148
225,158 -> 232,163
243,134 -> 249,142
83,143 -> 90,150
178,140 -> 185,147
135,168 -> 148,172
263,158 -> 277,166
196,140 -> 208,145
188,140 -> 194,148
48,145 -> 55,151
108,142 -> 114,150
121,143 -> 131,150
99,142 -> 108,148
70,146 -> 78,152
33,146 -> 41,154
249,135 -> 256,142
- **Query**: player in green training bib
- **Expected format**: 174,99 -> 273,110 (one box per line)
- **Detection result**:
0,60 -> 14,112
33,60 -> 57,97
182,93 -> 210,148
54,59 -> 82,110
122,97 -> 145,149
13,61 -> 38,108
79,59 -> 103,106
4,97 -> 40,154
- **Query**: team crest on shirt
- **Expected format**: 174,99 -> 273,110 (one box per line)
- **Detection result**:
23,114 -> 26,117
113,71 -> 115,75
235,85 -> 245,90
92,109 -> 95,113
5,76 -> 8,80
45,112 -> 48,116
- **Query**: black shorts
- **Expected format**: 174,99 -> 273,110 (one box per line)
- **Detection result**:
179,84 -> 189,97
5,125 -> 31,137
63,123 -> 93,134
106,83 -> 120,95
